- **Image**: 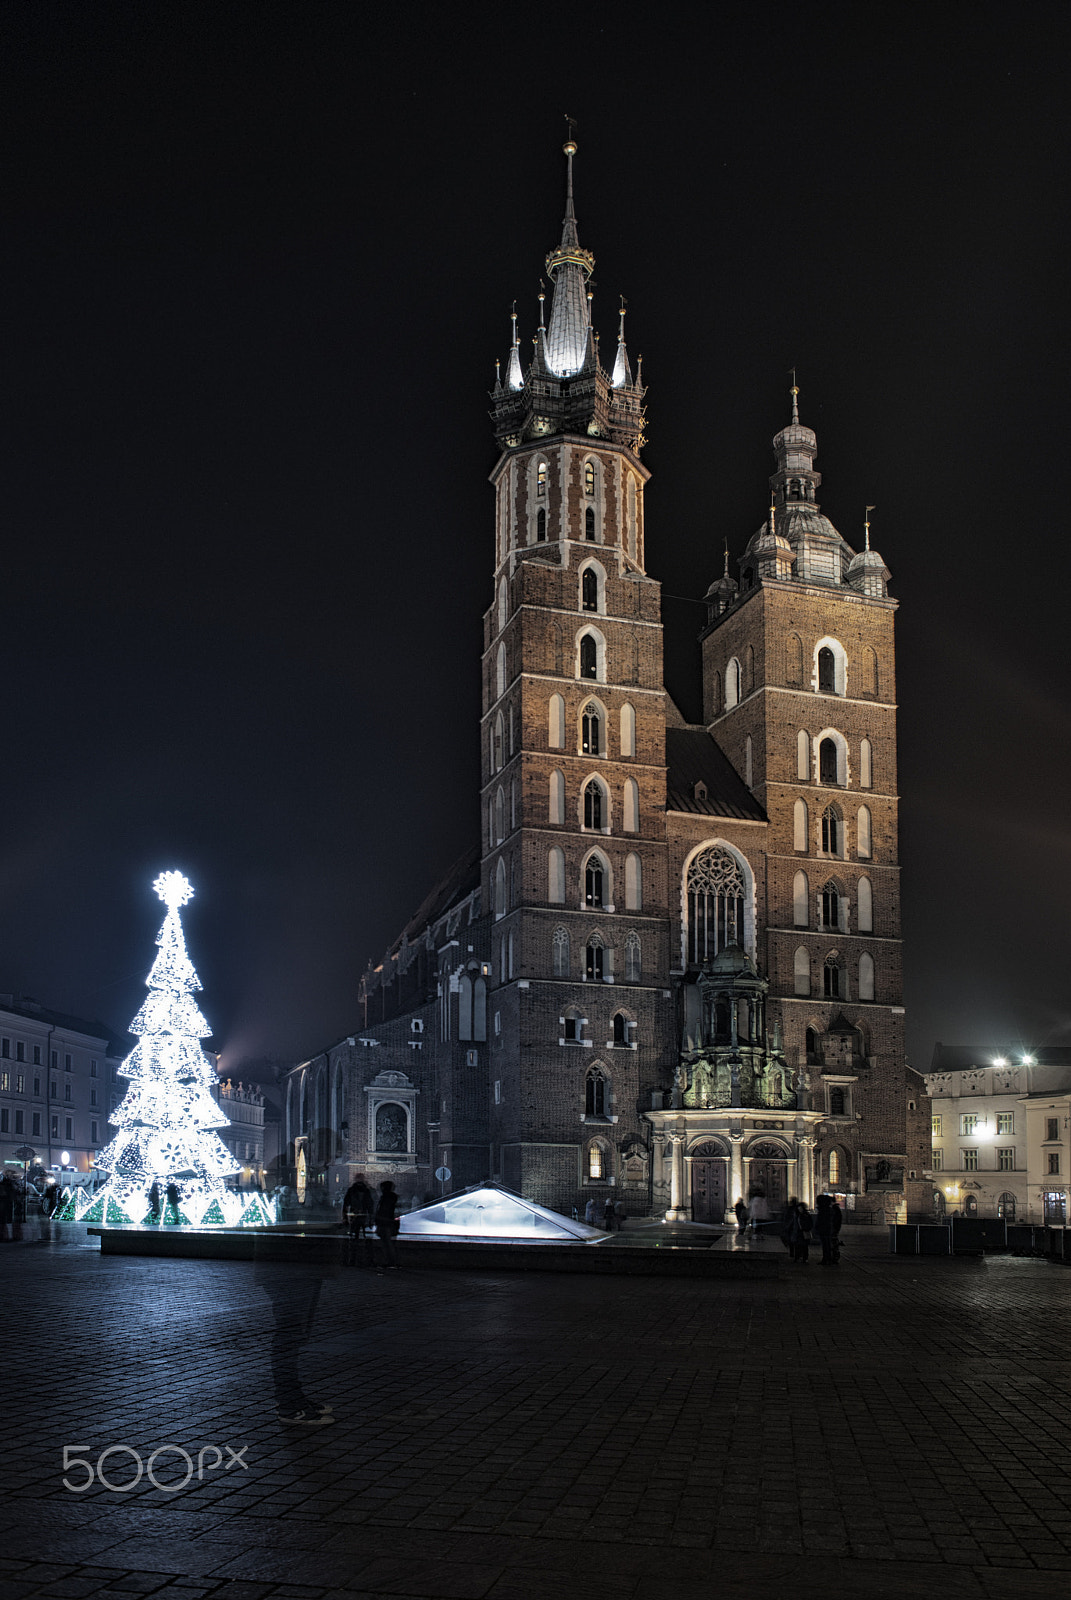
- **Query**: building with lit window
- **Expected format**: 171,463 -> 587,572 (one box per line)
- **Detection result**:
213,1078 -> 267,1191
0,995 -> 124,1179
282,142 -> 928,1223
923,1045 -> 1071,1223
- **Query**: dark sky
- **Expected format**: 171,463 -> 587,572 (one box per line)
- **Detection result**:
1,1 -> 1068,1075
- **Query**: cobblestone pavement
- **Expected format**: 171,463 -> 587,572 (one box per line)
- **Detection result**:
1,1226 -> 1068,1599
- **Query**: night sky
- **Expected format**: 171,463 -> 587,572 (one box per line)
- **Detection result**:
1,2 -> 1068,1078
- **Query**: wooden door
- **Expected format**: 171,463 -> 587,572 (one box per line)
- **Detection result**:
691,1158 -> 727,1222
748,1158 -> 787,1209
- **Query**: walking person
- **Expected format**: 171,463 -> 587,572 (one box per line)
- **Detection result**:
584,1197 -> 595,1226
749,1192 -> 770,1240
815,1193 -> 836,1264
603,1197 -> 616,1231
780,1198 -> 798,1255
733,1198 -> 749,1236
342,1173 -> 375,1267
792,1200 -> 813,1263
614,1199 -> 626,1230
374,1180 -> 400,1273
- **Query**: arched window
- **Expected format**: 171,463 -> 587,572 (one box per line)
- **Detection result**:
828,1149 -> 841,1185
794,798 -> 809,852
507,932 -> 515,980
830,1087 -> 845,1116
585,506 -> 596,541
814,638 -> 847,695
625,932 -> 641,982
797,729 -> 810,781
786,633 -> 804,686
496,642 -> 506,700
586,936 -> 604,980
579,633 -> 598,680
585,1067 -> 608,1116
581,702 -> 602,756
536,461 -> 547,497
585,854 -> 606,909
821,881 -> 841,931
548,847 -> 565,905
549,693 -> 565,750
623,777 -> 639,833
687,846 -> 745,963
582,568 -> 598,611
625,852 -> 642,910
620,702 -> 636,757
495,787 -> 505,844
822,805 -> 841,856
375,1102 -> 408,1154
584,459 -> 596,498
823,955 -> 843,999
549,769 -> 565,825
626,475 -> 638,560
745,734 -> 753,787
494,859 -> 506,918
819,737 -> 839,784
863,646 -> 878,697
857,875 -> 873,932
860,737 -> 873,789
857,805 -> 872,859
818,647 -> 836,693
583,780 -> 604,830
793,870 -> 809,927
612,1013 -> 629,1046
805,1026 -> 819,1059
552,925 -> 570,978
725,658 -> 741,709
497,577 -> 508,633
493,712 -> 504,772
794,946 -> 811,996
858,951 -> 875,1001
499,937 -> 507,985
997,1192 -> 1016,1220
536,506 -> 547,542
587,1139 -> 608,1180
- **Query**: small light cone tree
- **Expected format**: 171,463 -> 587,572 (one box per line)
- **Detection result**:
60,872 -> 274,1228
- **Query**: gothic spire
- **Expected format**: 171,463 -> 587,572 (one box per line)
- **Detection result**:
611,299 -> 633,389
505,304 -> 523,391
543,135 -> 595,378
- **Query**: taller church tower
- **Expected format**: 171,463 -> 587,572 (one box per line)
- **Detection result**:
481,140 -> 673,1205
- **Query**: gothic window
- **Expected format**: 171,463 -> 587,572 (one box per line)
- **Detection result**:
627,475 -> 638,561
797,729 -> 810,781
863,646 -> 879,697
625,852 -> 642,910
793,870 -> 809,927
818,646 -> 836,693
726,657 -> 741,708
828,1149 -> 840,1185
858,951 -> 875,1001
499,937 -> 507,985
584,460 -> 596,498
536,507 -> 547,541
857,875 -> 873,932
552,926 -> 570,978
787,633 -> 804,686
822,805 -> 841,855
549,693 -> 565,750
495,787 -> 505,844
582,568 -> 598,611
585,855 -> 606,908
819,737 -> 839,784
549,769 -> 565,825
536,461 -> 547,496
579,633 -> 598,680
623,777 -> 639,833
585,1067 -> 608,1116
823,955 -> 843,998
497,577 -> 508,632
581,703 -> 602,755
794,798 -> 809,852
507,932 -> 515,980
375,1102 -> 408,1153
625,932 -> 641,982
548,847 -> 565,905
794,947 -> 811,996
686,846 -> 745,964
620,702 -> 636,757
587,1139 -> 608,1180
821,881 -> 841,931
496,642 -> 506,700
860,737 -> 873,789
830,1087 -> 845,1116
494,858 -> 507,919
857,804 -> 872,859
815,638 -> 847,695
805,1026 -> 819,1060
586,937 -> 604,981
612,1013 -> 628,1045
585,506 -> 596,541
493,712 -> 504,772
584,780 -> 604,830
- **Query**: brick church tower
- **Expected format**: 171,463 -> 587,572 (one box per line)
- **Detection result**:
482,138 -> 673,1206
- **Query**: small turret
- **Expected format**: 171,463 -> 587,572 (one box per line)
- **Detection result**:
751,500 -> 794,580
611,300 -> 633,389
705,546 -> 739,621
505,306 -> 524,392
847,506 -> 891,597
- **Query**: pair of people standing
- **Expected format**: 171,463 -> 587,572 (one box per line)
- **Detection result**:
814,1192 -> 843,1264
778,1197 -> 813,1262
342,1176 -> 400,1271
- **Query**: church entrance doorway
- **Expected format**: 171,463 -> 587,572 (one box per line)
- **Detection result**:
747,1145 -> 787,1210
690,1154 -> 726,1222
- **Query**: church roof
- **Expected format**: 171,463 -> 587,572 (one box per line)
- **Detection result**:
665,728 -> 767,821
398,843 -> 481,946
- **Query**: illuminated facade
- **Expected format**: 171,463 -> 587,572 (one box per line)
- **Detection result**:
286,143 -> 928,1223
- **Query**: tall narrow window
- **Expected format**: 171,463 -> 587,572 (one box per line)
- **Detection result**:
584,780 -> 604,830
586,940 -> 604,980
537,461 -> 547,496
821,882 -> 841,930
818,647 -> 836,693
625,932 -> 641,982
580,634 -> 597,680
623,778 -> 639,833
726,658 -> 741,709
612,1013 -> 628,1045
819,737 -> 838,784
585,1069 -> 607,1117
585,506 -> 596,541
745,735 -> 753,788
863,646 -> 878,697
687,847 -> 745,963
587,1141 -> 605,1180
620,702 -> 636,758
536,507 -> 546,541
823,956 -> 842,998
828,1149 -> 840,1185
793,870 -> 809,927
858,952 -> 875,1001
797,729 -> 810,781
494,859 -> 506,918
830,1088 -> 846,1115
548,847 -> 565,904
857,875 -> 873,932
497,577 -> 508,632
860,737 -> 873,789
549,769 -> 565,825
496,642 -> 506,699
857,805 -> 872,859
794,946 -> 811,997
495,787 -> 505,844
582,568 -> 598,611
787,633 -> 804,686
585,856 -> 605,908
822,806 -> 840,855
584,460 -> 596,497
493,713 -> 504,771
582,703 -> 601,755
549,694 -> 565,750
553,926 -> 570,978
794,798 -> 809,852
625,853 -> 642,910
508,931 -> 515,979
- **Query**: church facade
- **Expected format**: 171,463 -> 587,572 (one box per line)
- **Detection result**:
283,143 -> 930,1225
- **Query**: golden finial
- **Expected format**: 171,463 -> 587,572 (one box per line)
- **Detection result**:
563,114 -> 577,156
864,505 -> 876,551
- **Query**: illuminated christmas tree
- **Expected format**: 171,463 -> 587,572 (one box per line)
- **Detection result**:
59,872 -> 274,1228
